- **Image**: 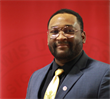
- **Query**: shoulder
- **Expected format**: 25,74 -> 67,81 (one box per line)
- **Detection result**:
87,58 -> 110,70
78,51 -> 110,72
84,58 -> 110,79
81,51 -> 110,75
30,62 -> 52,78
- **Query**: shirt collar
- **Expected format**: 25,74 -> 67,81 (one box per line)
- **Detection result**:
51,50 -> 84,76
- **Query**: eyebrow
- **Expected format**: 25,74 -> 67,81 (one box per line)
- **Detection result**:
65,25 -> 73,27
50,25 -> 74,29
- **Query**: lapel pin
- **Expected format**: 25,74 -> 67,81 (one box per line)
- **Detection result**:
63,86 -> 67,91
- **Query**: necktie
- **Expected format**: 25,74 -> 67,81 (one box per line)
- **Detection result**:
44,69 -> 64,99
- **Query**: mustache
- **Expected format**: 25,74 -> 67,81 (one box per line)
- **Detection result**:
53,41 -> 71,47
56,41 -> 68,44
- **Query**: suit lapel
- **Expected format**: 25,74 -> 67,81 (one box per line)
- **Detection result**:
35,63 -> 52,98
55,66 -> 83,98
55,51 -> 89,98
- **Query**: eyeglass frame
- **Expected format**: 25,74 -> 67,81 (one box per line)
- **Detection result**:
47,25 -> 82,39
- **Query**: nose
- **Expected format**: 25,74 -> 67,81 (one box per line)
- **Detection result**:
56,31 -> 67,40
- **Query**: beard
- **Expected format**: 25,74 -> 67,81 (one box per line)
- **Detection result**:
48,40 -> 83,61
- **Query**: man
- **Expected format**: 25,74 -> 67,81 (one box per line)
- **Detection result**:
26,9 -> 110,99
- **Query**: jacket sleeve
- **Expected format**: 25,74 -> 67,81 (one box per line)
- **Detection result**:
26,74 -> 33,99
98,68 -> 110,99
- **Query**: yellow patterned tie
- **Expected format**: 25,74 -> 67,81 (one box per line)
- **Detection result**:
44,69 -> 64,99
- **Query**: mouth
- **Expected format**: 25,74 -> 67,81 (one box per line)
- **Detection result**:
56,43 -> 69,49
54,41 -> 70,49
57,44 -> 68,47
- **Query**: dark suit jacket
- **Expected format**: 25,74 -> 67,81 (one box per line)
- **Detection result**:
26,52 -> 110,99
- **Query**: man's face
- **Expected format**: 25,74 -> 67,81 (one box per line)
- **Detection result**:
48,13 -> 86,61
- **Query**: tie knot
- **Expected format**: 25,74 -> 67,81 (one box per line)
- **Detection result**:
55,69 -> 64,76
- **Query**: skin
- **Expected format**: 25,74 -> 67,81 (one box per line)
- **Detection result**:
48,13 -> 86,66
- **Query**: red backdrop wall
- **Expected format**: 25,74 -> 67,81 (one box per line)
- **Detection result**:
0,0 -> 109,98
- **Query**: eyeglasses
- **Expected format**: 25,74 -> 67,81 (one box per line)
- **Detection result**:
47,25 -> 82,39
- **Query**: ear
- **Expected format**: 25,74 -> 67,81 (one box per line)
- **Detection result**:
81,31 -> 86,43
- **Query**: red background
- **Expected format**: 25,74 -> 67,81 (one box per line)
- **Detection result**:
0,0 -> 109,98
